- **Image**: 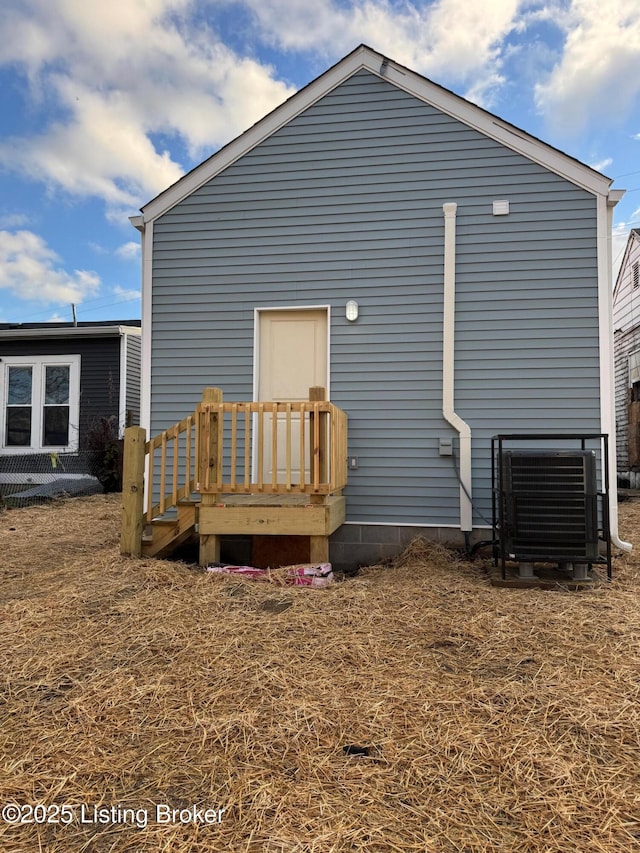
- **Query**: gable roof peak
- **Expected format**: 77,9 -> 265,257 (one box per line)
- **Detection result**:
139,45 -> 616,224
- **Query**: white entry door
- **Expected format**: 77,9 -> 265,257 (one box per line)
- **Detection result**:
257,309 -> 328,483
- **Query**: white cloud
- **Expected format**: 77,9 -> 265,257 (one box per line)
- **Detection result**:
113,285 -> 141,302
0,96 -> 183,211
89,242 -> 108,256
0,213 -> 30,229
463,70 -> 507,109
3,0 -> 638,222
412,0 -> 521,82
0,230 -> 100,304
535,0 -> 640,133
589,157 -> 613,172
239,0 -> 523,100
0,0 -> 532,222
115,241 -> 141,260
0,0 -> 295,214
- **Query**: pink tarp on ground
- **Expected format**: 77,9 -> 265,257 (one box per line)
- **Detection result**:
206,563 -> 334,588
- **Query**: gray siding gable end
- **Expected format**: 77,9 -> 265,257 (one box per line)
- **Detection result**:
148,68 -> 605,529
141,46 -> 612,224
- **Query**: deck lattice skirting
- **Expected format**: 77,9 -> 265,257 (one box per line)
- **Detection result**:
120,387 -> 347,564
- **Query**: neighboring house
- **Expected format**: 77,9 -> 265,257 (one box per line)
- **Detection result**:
613,228 -> 640,486
130,45 -> 628,567
0,321 -> 141,461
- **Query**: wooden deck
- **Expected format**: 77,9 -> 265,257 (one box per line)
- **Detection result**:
122,387 -> 347,564
199,494 -> 345,556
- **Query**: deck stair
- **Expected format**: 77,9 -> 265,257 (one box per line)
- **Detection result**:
141,500 -> 198,558
121,387 -> 347,564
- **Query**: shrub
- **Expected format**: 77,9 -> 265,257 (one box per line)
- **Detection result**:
86,416 -> 123,493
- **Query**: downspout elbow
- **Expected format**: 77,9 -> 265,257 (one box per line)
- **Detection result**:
612,534 -> 632,553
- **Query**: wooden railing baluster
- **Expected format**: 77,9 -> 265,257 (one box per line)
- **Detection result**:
244,405 -> 250,492
285,402 -> 292,492
257,403 -> 264,491
230,403 -> 238,491
271,402 -> 278,492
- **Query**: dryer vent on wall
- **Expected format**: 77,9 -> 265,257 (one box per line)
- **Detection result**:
502,450 -> 599,562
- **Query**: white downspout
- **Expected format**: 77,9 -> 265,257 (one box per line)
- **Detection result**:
442,202 -> 473,532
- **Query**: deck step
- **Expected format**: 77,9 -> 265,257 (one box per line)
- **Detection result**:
142,503 -> 197,558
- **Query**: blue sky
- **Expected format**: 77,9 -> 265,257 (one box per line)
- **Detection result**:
0,0 -> 639,324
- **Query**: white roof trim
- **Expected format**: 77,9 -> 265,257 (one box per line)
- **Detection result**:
381,60 -> 612,197
140,45 -> 612,223
613,229 -> 640,301
0,325 -> 141,340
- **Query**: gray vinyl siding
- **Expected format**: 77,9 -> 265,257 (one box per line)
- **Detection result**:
613,327 -> 640,471
613,234 -> 640,470
150,69 -> 601,527
614,329 -> 634,469
125,334 -> 142,426
612,234 -> 640,334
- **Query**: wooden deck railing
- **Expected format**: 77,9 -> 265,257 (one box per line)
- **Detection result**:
197,400 -> 347,495
145,412 -> 198,522
121,386 -> 347,555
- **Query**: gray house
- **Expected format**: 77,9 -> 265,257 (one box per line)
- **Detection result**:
613,229 -> 640,486
130,45 -> 629,567
0,321 -> 141,499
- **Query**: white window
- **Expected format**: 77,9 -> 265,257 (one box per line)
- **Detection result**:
1,355 -> 81,452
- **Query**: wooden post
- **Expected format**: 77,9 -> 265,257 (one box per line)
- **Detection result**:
199,387 -> 223,566
309,535 -> 330,564
309,386 -> 327,488
308,386 -> 329,564
121,426 -> 146,556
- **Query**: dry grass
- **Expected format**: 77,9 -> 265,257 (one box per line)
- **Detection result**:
0,494 -> 639,852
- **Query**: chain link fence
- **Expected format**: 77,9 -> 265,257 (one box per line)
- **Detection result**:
0,451 -> 106,508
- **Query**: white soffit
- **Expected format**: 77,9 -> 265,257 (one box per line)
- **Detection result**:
141,44 -> 613,223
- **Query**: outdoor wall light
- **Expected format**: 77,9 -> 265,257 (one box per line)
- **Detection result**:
346,300 -> 359,321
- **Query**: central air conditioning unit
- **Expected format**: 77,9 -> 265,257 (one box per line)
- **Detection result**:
501,450 -> 599,562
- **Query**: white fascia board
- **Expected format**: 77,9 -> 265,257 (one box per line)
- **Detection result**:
141,45 -> 611,223
613,229 -> 640,302
0,325 -> 140,341
380,61 -> 612,198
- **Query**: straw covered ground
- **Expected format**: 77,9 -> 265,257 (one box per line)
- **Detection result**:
0,495 -> 639,852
